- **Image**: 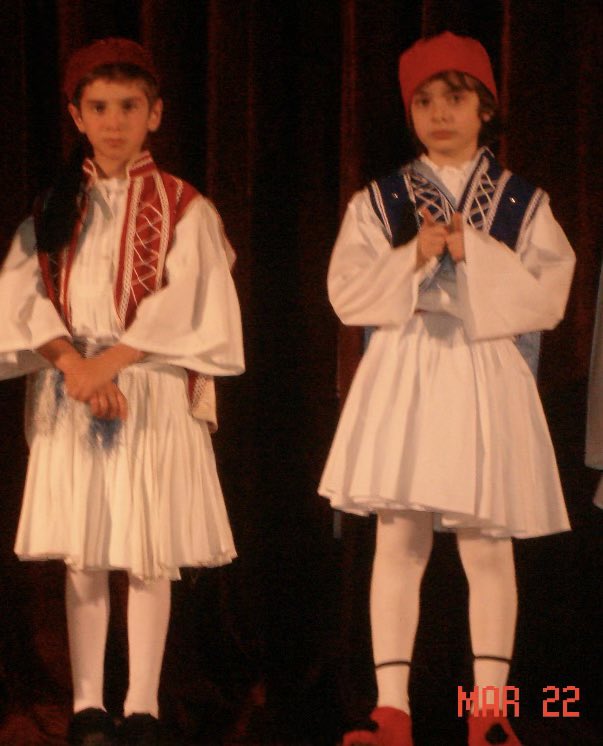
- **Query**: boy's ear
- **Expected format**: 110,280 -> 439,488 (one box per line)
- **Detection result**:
68,103 -> 86,133
147,98 -> 163,133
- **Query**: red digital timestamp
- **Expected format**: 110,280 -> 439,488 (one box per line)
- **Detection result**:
457,686 -> 581,717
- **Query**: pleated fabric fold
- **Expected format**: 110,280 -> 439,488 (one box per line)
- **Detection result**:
319,312 -> 569,538
16,363 -> 236,581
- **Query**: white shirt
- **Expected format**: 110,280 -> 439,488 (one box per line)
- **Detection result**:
0,185 -> 244,379
327,160 -> 575,341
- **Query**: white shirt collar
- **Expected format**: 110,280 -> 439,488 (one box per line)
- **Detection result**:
419,150 -> 482,202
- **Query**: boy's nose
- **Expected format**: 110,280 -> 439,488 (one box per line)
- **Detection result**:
431,100 -> 449,121
105,107 -> 125,128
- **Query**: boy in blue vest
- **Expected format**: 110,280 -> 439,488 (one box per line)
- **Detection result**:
319,31 -> 575,746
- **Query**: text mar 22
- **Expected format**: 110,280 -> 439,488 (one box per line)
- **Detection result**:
457,686 -> 580,717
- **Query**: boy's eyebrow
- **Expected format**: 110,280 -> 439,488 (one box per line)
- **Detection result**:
84,95 -> 145,104
413,83 -> 464,97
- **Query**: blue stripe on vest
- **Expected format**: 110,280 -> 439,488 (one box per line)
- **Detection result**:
364,152 -> 543,376
368,172 -> 420,247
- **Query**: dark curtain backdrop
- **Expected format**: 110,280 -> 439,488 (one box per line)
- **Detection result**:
0,1 -> 601,744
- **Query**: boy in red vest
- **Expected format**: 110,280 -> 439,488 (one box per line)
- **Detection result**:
0,38 -> 244,745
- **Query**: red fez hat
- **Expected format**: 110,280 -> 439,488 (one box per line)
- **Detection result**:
398,31 -> 497,116
63,37 -> 158,101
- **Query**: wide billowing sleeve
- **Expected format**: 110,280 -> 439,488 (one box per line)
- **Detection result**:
120,196 -> 244,377
456,197 -> 575,340
327,189 -> 432,327
0,217 -> 70,379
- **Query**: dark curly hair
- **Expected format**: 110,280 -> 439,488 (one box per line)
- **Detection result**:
70,62 -> 159,107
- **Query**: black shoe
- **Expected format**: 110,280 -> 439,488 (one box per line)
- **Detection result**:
119,713 -> 161,745
67,707 -> 117,745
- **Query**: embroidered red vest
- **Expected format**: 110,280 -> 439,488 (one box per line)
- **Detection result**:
37,151 -> 218,429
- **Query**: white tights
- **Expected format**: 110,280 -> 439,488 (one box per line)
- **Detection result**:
65,569 -> 171,717
370,512 -> 517,714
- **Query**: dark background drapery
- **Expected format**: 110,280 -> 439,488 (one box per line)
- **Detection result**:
0,1 -> 602,744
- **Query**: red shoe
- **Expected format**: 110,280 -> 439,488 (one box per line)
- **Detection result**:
467,714 -> 521,745
342,729 -> 379,746
371,707 -> 413,746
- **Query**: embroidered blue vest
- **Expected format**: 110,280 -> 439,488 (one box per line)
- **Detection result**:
366,149 -> 545,375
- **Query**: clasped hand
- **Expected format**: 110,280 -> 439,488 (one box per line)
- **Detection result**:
62,354 -> 128,421
416,206 -> 465,266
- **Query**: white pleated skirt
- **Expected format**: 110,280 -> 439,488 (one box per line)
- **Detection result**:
318,312 -> 570,538
15,362 -> 236,581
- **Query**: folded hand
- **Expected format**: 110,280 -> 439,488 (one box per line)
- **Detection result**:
88,381 -> 128,421
62,355 -> 121,403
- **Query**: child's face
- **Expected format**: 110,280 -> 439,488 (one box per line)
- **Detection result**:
410,78 -> 489,166
68,78 -> 162,177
